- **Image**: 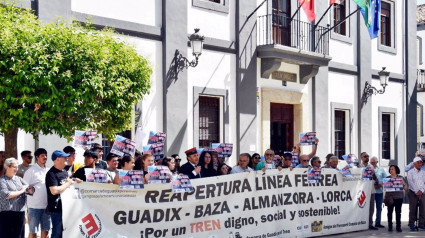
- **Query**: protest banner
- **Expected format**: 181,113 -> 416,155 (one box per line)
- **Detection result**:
147,166 -> 171,184
74,130 -> 97,148
171,174 -> 195,194
299,132 -> 316,146
84,169 -> 108,183
119,170 -> 144,189
148,131 -> 166,144
63,169 -> 372,238
110,135 -> 136,157
383,177 -> 404,192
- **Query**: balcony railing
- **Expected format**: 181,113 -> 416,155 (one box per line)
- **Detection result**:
418,69 -> 425,90
257,14 -> 329,55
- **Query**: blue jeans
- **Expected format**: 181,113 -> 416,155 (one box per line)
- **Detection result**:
50,211 -> 63,238
28,208 -> 51,233
375,193 -> 384,226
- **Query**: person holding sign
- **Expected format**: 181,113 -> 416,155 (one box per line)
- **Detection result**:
105,153 -> 120,185
180,147 -> 201,179
407,157 -> 425,231
72,150 -> 98,182
256,149 -> 281,172
141,154 -> 154,184
385,165 -> 407,232
370,156 -> 387,229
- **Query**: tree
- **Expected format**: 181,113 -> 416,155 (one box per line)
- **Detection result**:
0,4 -> 152,158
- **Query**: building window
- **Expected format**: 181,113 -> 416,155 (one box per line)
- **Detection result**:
208,0 -> 220,3
380,1 -> 391,47
199,96 -> 220,147
334,110 -> 346,159
333,1 -> 346,35
381,114 -> 391,159
379,107 -> 396,161
192,0 -> 229,13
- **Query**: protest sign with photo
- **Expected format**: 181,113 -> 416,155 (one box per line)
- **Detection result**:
74,130 -> 97,148
339,168 -> 353,177
147,166 -> 171,184
148,131 -> 166,144
342,154 -> 359,167
211,143 -> 233,157
362,167 -> 374,181
383,177 -> 404,192
63,170 -> 372,238
171,174 -> 194,193
142,142 -> 164,160
119,170 -> 144,189
84,168 -> 108,183
291,152 -> 299,167
299,132 -> 316,146
110,135 -> 136,157
308,168 -> 322,183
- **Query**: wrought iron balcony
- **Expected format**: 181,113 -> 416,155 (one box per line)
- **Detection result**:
257,14 -> 329,55
418,69 -> 425,91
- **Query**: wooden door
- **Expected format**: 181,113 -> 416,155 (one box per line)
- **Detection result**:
270,103 -> 294,155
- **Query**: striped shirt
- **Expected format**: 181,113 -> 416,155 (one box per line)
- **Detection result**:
0,175 -> 28,212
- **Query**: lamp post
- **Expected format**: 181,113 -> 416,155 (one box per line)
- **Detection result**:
175,28 -> 205,73
363,67 -> 390,102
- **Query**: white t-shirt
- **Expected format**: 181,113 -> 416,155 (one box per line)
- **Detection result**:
23,163 -> 49,209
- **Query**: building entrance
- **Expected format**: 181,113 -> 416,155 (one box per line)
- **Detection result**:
270,103 -> 294,155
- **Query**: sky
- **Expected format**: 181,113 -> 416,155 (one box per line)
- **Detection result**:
419,0 -> 425,5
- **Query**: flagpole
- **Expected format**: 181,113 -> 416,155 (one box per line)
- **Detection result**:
290,0 -> 306,21
314,7 -> 360,51
314,0 -> 346,29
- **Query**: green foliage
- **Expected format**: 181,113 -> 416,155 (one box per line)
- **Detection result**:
0,4 -> 152,140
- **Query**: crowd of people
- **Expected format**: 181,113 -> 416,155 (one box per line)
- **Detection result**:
0,140 -> 424,237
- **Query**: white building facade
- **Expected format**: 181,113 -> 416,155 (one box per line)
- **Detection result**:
1,0 -> 417,169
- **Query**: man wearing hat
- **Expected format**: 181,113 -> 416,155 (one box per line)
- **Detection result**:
45,150 -> 81,238
180,147 -> 202,179
407,157 -> 425,231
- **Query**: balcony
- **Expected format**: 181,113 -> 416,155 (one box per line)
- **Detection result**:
418,69 -> 425,91
257,14 -> 331,83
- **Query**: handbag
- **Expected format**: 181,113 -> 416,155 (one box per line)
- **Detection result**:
384,195 -> 394,206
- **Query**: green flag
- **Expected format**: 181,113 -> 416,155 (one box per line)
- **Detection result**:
353,0 -> 371,28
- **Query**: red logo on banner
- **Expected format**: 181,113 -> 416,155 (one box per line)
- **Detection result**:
357,190 -> 367,208
79,213 -> 102,237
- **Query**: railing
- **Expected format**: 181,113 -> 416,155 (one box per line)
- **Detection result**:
418,69 -> 425,89
257,14 -> 329,55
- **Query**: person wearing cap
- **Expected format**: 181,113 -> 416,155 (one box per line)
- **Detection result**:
23,148 -> 51,238
180,147 -> 202,179
407,157 -> 425,231
91,143 -> 108,170
405,151 -> 425,172
45,150 -> 81,238
63,146 -> 83,175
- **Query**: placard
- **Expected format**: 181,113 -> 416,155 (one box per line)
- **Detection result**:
110,135 -> 136,157
74,130 -> 97,148
147,166 -> 171,184
118,170 -> 144,189
148,131 -> 166,144
84,168 -> 108,183
171,174 -> 194,193
383,177 -> 404,192
308,168 -> 322,183
299,132 -> 317,146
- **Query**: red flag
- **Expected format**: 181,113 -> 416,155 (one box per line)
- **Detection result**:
298,0 -> 316,22
330,0 -> 342,5
330,0 -> 335,4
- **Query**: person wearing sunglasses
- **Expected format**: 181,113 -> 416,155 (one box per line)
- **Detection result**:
281,153 -> 294,171
17,150 -> 33,178
256,149 -> 281,172
249,153 -> 261,170
295,155 -> 311,169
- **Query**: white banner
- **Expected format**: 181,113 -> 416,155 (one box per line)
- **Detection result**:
62,169 -> 372,238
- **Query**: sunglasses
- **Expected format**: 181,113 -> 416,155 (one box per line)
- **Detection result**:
265,153 -> 274,156
302,160 -> 309,162
254,157 -> 261,159
362,155 -> 369,158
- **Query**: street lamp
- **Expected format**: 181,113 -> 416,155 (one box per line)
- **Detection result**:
175,28 -> 205,73
363,67 -> 390,102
